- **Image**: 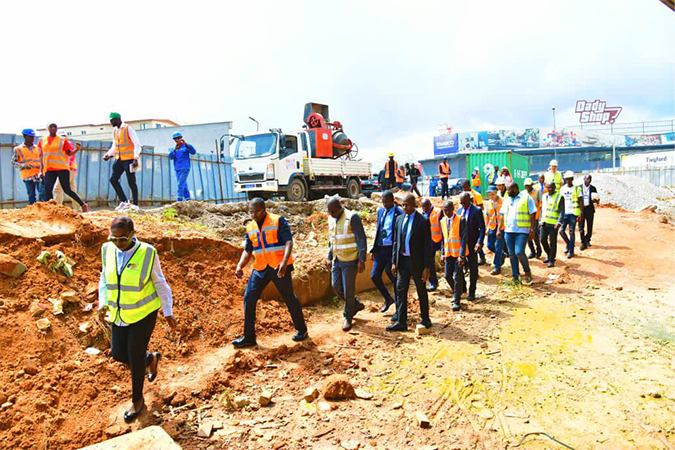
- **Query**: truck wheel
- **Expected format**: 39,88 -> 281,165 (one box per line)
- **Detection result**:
286,178 -> 307,202
346,178 -> 361,199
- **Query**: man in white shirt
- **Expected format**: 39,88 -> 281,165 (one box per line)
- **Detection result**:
104,113 -> 142,209
579,174 -> 599,250
559,171 -> 584,258
498,182 -> 537,283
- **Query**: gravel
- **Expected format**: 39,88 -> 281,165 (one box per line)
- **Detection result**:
591,173 -> 675,217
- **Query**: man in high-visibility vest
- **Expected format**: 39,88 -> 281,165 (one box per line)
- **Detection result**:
395,165 -> 406,188
559,171 -> 584,259
441,200 -> 467,311
11,129 -> 45,205
383,153 -> 397,191
53,131 -> 81,210
524,178 -> 542,259
104,113 -> 141,210
421,198 -> 443,291
544,159 -> 563,192
540,181 -> 565,267
39,122 -> 88,212
438,158 -> 451,199
485,186 -> 505,276
495,176 -> 507,198
234,198 -> 309,347
471,166 -> 481,191
327,196 -> 368,332
498,182 -> 537,284
461,179 -> 486,265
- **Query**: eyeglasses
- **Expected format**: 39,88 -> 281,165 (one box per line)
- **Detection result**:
108,233 -> 133,243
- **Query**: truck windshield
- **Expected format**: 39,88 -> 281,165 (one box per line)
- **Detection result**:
234,133 -> 277,159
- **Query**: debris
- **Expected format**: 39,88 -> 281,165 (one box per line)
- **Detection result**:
233,396 -> 251,409
415,324 -> 430,336
341,440 -> 360,449
60,291 -> 79,303
1,402 -> 12,409
259,390 -> 273,407
392,402 -> 403,410
23,364 -> 38,375
48,298 -> 64,315
354,389 -> 373,400
83,303 -> 94,312
37,250 -> 74,278
322,374 -> 356,400
0,253 -> 27,278
30,302 -> 48,317
312,426 -> 334,438
480,342 -> 488,349
36,318 -> 51,331
304,387 -> 320,403
646,389 -> 662,399
197,422 -> 213,438
318,401 -> 332,412
415,411 -> 430,428
615,286 -> 623,291
84,347 -> 101,356
79,322 -> 91,333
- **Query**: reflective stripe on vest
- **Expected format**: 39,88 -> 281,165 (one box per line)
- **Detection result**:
102,242 -> 160,324
487,197 -> 504,231
515,194 -> 532,228
439,163 -> 450,179
41,136 -> 69,172
529,188 -> 542,220
440,215 -> 467,258
428,208 -> 442,243
15,145 -> 41,179
329,209 -> 358,262
471,173 -> 481,186
571,185 -> 581,216
246,213 -> 292,271
384,160 -> 397,179
114,124 -> 135,160
543,192 -> 563,225
545,171 -> 563,191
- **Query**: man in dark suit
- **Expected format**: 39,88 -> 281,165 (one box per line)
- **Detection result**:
370,190 -> 403,313
388,193 -> 432,332
457,192 -> 485,303
579,174 -> 599,250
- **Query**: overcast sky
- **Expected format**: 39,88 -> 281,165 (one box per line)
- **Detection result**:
1,0 -> 673,165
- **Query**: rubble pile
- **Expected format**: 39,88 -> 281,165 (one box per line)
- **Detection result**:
592,173 -> 675,217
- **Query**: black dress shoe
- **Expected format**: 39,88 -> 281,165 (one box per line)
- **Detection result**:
419,320 -> 432,329
452,303 -> 460,312
386,322 -> 407,332
477,259 -> 486,266
147,352 -> 161,382
427,284 -> 438,292
536,252 -> 542,258
543,258 -> 550,264
380,299 -> 394,313
527,253 -> 535,259
580,244 -> 587,251
292,330 -> 309,342
467,294 -> 476,302
547,261 -> 555,268
124,403 -> 145,423
342,319 -> 352,332
390,314 -> 398,323
232,336 -> 257,348
490,267 -> 501,275
356,301 -> 365,313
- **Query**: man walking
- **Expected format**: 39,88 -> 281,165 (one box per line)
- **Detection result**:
383,153 -> 397,191
461,179 -> 486,265
579,174 -> 599,250
545,159 -> 563,192
559,171 -> 584,258
409,163 -> 422,196
388,194 -> 432,332
168,132 -> 197,202
440,200 -> 467,311
485,186 -> 505,275
395,164 -> 406,188
496,176 -> 507,198
370,190 -> 403,313
524,178 -> 543,259
438,158 -> 451,199
457,192 -> 485,301
105,113 -> 141,209
421,198 -> 443,291
12,129 -> 45,205
233,198 -> 308,347
540,181 -> 564,267
498,182 -> 537,284
53,131 -> 80,210
471,166 -> 481,192
327,196 -> 367,332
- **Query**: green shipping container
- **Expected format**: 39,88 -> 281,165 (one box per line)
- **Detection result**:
466,151 -> 530,197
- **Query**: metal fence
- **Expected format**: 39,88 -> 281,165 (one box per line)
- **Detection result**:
0,133 -> 246,209
568,119 -> 675,135
597,165 -> 675,188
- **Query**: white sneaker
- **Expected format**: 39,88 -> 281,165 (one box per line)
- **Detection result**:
115,201 -> 130,211
126,204 -> 140,212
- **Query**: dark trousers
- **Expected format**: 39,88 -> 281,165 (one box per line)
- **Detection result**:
579,207 -> 594,245
383,178 -> 396,191
44,170 -> 85,206
440,178 -> 449,198
371,246 -> 396,305
410,181 -> 421,196
332,259 -> 359,320
24,180 -> 45,205
528,223 -> 542,256
243,266 -> 307,339
395,255 -> 430,326
444,256 -> 463,304
429,241 -> 442,287
110,159 -> 139,205
456,251 -> 478,301
111,310 -> 158,403
540,223 -> 558,262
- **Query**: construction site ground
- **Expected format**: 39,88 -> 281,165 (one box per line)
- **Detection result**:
0,199 -> 673,450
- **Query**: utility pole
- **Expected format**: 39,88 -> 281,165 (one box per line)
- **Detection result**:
248,116 -> 259,132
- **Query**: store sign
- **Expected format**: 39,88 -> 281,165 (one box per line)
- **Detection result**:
575,100 -> 622,125
433,134 -> 458,156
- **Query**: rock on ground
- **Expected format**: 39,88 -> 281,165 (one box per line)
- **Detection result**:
78,425 -> 182,449
0,253 -> 26,278
322,374 -> 356,400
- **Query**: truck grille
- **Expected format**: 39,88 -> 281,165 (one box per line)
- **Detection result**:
239,173 -> 265,182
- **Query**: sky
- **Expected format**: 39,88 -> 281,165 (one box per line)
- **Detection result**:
0,0 -> 673,167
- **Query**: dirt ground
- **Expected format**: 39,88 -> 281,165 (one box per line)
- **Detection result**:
0,201 -> 673,449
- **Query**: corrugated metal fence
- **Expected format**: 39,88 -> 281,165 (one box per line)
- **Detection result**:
597,165 -> 675,188
0,133 -> 246,209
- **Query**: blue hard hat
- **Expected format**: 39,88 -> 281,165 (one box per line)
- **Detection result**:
22,128 -> 36,137
487,185 -> 497,192
172,132 -> 183,139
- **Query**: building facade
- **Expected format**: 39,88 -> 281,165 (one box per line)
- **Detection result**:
37,119 -> 179,139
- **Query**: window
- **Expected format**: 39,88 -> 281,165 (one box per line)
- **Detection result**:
66,132 -> 72,136
156,124 -> 162,128
234,133 -> 277,159
140,123 -> 148,130
279,135 -> 298,159
81,131 -> 87,135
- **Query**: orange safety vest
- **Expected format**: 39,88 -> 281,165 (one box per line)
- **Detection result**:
439,162 -> 450,179
471,172 -> 481,187
40,136 -> 69,172
486,197 -> 505,231
528,188 -> 542,220
440,214 -> 467,258
396,166 -> 405,183
114,124 -> 135,161
14,144 -> 42,180
246,213 -> 292,271
427,207 -> 442,243
384,160 -> 397,179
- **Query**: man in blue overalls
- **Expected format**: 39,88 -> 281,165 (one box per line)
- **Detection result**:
168,132 -> 196,201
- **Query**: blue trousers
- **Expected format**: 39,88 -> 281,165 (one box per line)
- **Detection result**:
24,180 -> 45,205
560,214 -> 577,255
176,170 -> 191,201
486,229 -> 505,269
243,266 -> 307,339
371,247 -> 395,305
504,232 -> 531,280
332,259 -> 358,320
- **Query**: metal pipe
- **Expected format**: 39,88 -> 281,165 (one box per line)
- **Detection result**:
215,138 -> 225,204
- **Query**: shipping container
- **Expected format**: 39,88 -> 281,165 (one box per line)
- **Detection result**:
466,151 -> 530,196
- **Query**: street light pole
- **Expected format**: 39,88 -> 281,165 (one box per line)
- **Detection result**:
552,107 -> 556,130
248,116 -> 259,132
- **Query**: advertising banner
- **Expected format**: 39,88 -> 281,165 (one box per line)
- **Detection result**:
457,131 -> 488,152
487,128 -> 540,150
621,151 -> 675,168
625,134 -> 663,147
541,128 -> 581,147
433,133 -> 458,156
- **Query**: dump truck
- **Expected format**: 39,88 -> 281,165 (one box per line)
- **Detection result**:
232,103 -> 371,201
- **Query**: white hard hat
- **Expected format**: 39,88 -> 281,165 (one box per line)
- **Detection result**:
564,170 -> 575,179
495,176 -> 505,185
473,166 -> 479,171
550,159 -> 558,166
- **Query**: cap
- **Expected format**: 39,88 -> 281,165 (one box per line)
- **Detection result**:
388,152 -> 394,157
487,185 -> 497,192
564,170 -> 575,179
172,132 -> 183,139
109,112 -> 121,120
550,159 -> 558,166
473,166 -> 479,171
524,177 -> 533,185
21,128 -> 35,137
495,176 -> 505,185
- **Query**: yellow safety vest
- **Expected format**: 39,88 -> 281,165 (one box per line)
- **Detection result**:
329,209 -> 359,262
542,192 -> 563,225
102,241 -> 160,324
545,171 -> 563,192
503,193 -> 532,229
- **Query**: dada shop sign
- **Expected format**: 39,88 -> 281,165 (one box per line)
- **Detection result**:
575,100 -> 622,125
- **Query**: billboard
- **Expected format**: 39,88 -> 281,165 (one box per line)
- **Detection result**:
625,134 -> 663,147
541,129 -> 581,148
487,128 -> 541,150
621,151 -> 675,168
433,133 -> 458,156
457,131 -> 488,152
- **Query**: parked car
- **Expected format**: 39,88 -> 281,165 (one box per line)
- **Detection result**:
361,170 -> 384,198
434,177 -> 465,196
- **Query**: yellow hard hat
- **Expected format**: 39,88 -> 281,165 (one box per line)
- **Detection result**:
388,152 -> 394,157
